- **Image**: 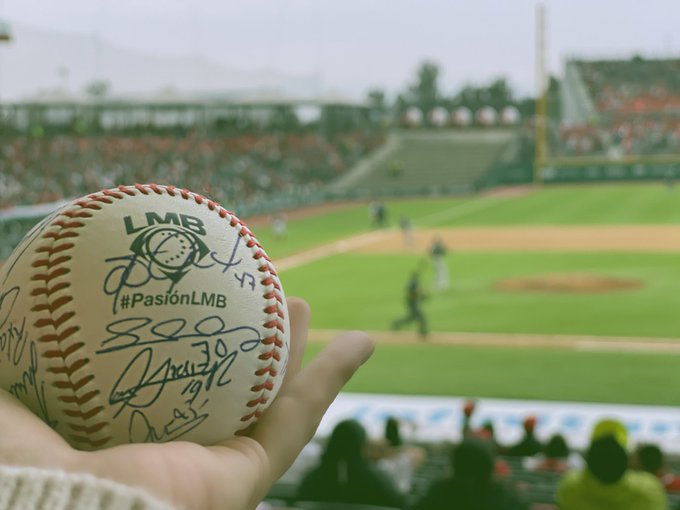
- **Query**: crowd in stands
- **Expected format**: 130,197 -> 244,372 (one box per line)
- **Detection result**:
266,399 -> 680,510
556,58 -> 680,158
578,59 -> 680,116
0,130 -> 384,210
557,119 -> 680,157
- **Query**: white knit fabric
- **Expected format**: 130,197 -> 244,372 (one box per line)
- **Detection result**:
0,465 -> 176,510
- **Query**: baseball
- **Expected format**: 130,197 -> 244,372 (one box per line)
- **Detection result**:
0,184 -> 289,451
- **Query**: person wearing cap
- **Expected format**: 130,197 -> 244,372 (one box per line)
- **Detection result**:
556,418 -> 667,510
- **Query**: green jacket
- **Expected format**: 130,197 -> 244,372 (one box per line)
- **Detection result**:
557,469 -> 667,510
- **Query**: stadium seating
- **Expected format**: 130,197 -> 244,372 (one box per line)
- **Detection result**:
0,131 -> 385,210
265,435 -> 680,510
332,129 -> 517,197
557,57 -> 680,158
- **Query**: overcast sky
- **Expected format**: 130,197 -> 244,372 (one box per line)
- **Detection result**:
2,0 -> 679,98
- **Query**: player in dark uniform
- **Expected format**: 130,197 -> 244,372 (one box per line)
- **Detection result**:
391,270 -> 428,339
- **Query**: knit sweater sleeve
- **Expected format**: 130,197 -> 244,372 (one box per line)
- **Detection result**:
0,465 -> 176,510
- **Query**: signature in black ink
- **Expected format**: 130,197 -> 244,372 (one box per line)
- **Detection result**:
0,286 -> 20,331
128,404 -> 208,443
103,254 -> 171,314
0,315 -> 27,367
0,289 -> 56,427
195,234 -> 243,274
107,322 -> 260,417
8,341 -> 57,429
97,315 -> 260,354
103,233 -> 244,314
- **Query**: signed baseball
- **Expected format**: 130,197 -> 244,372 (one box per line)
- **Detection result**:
0,184 -> 289,450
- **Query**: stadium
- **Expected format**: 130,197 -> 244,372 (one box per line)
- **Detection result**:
1,2 -> 680,509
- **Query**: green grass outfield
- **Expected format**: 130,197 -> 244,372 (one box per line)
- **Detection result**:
302,342 -> 680,407
252,183 -> 680,257
250,183 -> 680,406
282,252 -> 680,338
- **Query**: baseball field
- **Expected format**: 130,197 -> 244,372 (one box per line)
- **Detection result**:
250,183 -> 680,407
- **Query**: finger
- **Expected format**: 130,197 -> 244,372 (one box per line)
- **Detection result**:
282,296 -> 310,386
0,389 -> 73,465
248,330 -> 374,487
234,296 -> 310,439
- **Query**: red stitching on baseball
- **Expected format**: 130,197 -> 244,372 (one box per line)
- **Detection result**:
58,389 -> 99,405
43,230 -> 79,240
36,244 -> 74,256
53,220 -> 85,229
44,341 -> 84,359
36,326 -> 80,344
31,255 -> 69,269
255,364 -> 277,377
68,421 -> 109,434
117,185 -> 136,196
251,380 -> 274,392
64,210 -> 93,218
64,406 -> 104,419
102,190 -> 123,199
246,396 -> 269,407
262,336 -> 284,348
240,410 -> 263,422
258,350 -> 281,362
30,295 -> 72,314
31,282 -> 70,297
89,196 -> 113,205
34,311 -> 75,328
48,357 -> 88,375
53,374 -> 94,391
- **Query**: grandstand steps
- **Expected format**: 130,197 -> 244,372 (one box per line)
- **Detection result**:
330,133 -> 402,191
330,129 -> 517,197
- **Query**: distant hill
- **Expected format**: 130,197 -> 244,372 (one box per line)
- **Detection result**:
0,23 -> 323,101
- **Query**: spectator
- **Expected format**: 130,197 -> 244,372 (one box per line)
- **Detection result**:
458,400 -> 508,477
461,399 -> 477,437
413,437 -> 528,510
296,419 -> 404,508
556,418 -> 667,510
368,416 -> 427,493
503,416 -> 542,457
523,433 -> 583,474
634,443 -> 680,493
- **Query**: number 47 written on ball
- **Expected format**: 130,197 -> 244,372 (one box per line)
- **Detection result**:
234,272 -> 256,291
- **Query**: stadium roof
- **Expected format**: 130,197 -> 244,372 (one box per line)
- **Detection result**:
8,91 -> 369,109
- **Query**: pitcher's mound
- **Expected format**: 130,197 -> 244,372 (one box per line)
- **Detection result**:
495,273 -> 644,293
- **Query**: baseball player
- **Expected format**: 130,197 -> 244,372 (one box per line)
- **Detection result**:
430,236 -> 449,291
391,270 -> 428,339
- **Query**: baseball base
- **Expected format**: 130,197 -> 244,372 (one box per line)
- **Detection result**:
0,184 -> 289,451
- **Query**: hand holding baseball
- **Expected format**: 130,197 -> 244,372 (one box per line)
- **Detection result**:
0,298 -> 374,510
